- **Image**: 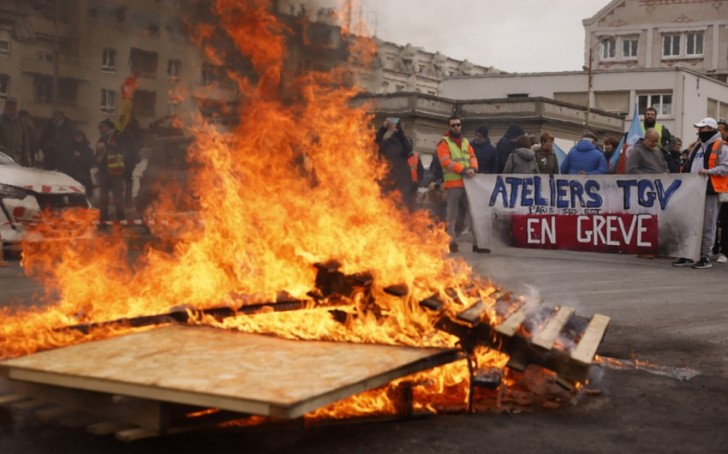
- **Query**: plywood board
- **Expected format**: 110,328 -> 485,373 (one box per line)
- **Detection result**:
0,325 -> 460,419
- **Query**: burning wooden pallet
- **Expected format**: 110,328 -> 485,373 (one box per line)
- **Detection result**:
418,290 -> 610,390
0,263 -> 610,440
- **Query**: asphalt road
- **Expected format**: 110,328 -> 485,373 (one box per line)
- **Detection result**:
0,246 -> 726,453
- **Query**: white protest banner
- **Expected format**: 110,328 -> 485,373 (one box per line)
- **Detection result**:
464,174 -> 706,260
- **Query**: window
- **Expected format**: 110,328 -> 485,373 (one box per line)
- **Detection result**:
33,75 -> 54,104
201,63 -> 221,85
686,32 -> 703,56
662,31 -> 704,59
600,37 -> 616,60
638,93 -> 673,116
131,10 -> 160,37
662,34 -> 680,57
0,75 -> 8,99
0,30 -> 10,56
101,89 -> 116,113
622,36 -> 638,59
37,51 -> 54,62
707,98 -> 728,121
129,48 -> 158,78
167,59 -> 181,81
134,90 -> 156,117
102,48 -> 116,72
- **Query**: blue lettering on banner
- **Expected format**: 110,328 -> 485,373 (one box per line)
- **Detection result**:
488,176 -> 681,211
616,179 -> 682,210
489,176 -> 604,209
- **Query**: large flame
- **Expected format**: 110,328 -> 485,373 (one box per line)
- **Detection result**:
0,0 -> 510,417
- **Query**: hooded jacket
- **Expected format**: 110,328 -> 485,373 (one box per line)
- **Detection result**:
560,140 -> 608,175
626,139 -> 669,174
471,137 -> 499,174
503,147 -> 537,174
495,124 -> 525,173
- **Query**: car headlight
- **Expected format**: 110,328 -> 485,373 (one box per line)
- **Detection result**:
0,184 -> 29,199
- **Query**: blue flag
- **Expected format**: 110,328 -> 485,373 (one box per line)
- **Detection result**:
611,107 -> 643,170
553,142 -> 567,169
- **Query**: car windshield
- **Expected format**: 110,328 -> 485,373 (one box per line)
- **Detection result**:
0,152 -> 17,165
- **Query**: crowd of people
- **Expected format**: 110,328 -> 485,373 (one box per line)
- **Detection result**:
375,111 -> 728,268
0,98 -> 142,224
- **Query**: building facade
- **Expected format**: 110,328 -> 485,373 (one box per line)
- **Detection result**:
0,0 -> 237,143
441,67 -> 728,142
356,93 -> 624,163
584,0 -> 728,82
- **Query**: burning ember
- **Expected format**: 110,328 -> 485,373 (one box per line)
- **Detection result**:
0,0 -> 600,423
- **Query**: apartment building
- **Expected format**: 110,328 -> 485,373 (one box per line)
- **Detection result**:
0,0 -> 237,141
584,0 -> 728,82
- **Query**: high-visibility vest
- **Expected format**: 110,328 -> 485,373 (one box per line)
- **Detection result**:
407,152 -> 420,183
442,136 -> 472,184
642,123 -> 664,144
708,139 -> 728,193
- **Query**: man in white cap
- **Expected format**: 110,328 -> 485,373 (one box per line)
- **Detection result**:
673,118 -> 728,269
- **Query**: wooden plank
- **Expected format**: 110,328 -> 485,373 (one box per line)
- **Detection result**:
10,382 -> 166,430
12,399 -> 47,411
0,325 -> 461,420
0,393 -> 27,405
35,406 -> 73,422
115,427 -> 161,442
87,420 -> 136,436
571,314 -> 611,365
455,300 -> 487,325
532,306 -> 575,351
494,305 -> 529,337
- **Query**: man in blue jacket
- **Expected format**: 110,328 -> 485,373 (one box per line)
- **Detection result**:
560,132 -> 608,175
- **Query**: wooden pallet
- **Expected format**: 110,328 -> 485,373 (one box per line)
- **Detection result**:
0,325 -> 461,439
420,291 -> 610,389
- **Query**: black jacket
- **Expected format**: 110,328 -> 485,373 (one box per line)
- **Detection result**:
471,138 -> 499,174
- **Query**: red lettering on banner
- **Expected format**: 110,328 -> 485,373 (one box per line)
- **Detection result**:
512,213 -> 658,254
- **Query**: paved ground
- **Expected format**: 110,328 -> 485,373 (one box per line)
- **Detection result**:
0,245 -> 726,453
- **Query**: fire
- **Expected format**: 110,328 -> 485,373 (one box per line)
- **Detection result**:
0,0 -> 511,418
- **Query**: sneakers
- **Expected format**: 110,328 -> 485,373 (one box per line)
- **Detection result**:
472,245 -> 491,254
672,258 -> 694,267
716,253 -> 728,264
449,241 -> 459,253
692,257 -> 712,269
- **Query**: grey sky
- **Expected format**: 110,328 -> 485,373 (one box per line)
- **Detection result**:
360,0 -> 610,73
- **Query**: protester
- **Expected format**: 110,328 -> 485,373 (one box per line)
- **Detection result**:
39,110 -> 74,170
662,137 -> 682,173
495,124 -> 525,173
626,128 -> 668,174
18,110 -> 38,167
0,98 -> 32,166
642,106 -> 672,148
713,119 -> 728,264
436,115 -> 479,253
503,134 -> 537,174
560,132 -> 608,175
60,131 -> 95,197
533,132 -> 559,175
95,119 -> 127,224
123,117 -> 143,207
375,117 -> 416,211
672,118 -> 728,269
471,126 -> 498,174
602,136 -> 619,173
